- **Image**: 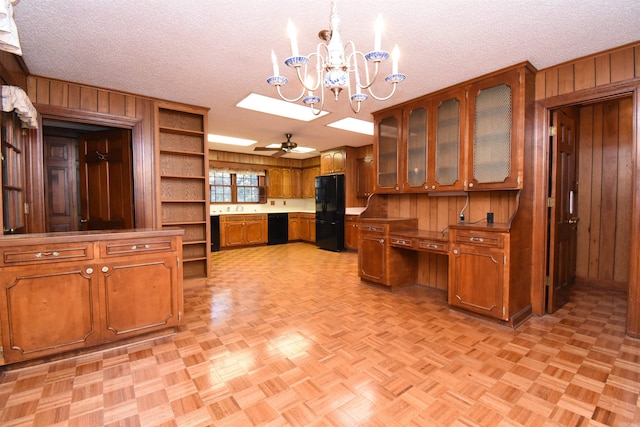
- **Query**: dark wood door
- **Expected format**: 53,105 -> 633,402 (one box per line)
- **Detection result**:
79,130 -> 133,230
548,108 -> 579,313
43,133 -> 79,232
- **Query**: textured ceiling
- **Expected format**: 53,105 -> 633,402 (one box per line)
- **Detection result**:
12,0 -> 640,159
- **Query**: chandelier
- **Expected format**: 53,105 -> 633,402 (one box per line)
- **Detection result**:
266,1 -> 405,115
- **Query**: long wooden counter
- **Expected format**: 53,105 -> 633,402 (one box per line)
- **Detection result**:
0,228 -> 184,365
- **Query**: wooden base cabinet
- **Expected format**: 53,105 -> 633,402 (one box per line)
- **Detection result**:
358,219 -> 418,288
344,215 -> 359,250
448,225 -> 531,326
0,229 -> 183,365
220,214 -> 267,248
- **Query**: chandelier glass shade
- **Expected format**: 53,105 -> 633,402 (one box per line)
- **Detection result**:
267,1 -> 405,115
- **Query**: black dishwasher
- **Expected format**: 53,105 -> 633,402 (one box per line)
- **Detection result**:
210,215 -> 220,251
267,213 -> 288,245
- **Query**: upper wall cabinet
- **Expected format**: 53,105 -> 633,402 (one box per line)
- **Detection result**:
372,62 -> 534,194
373,111 -> 402,193
466,67 -> 527,190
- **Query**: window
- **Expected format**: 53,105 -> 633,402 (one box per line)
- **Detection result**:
209,168 -> 265,203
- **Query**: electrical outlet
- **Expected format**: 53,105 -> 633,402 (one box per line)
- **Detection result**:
487,212 -> 494,223
283,200 -> 286,206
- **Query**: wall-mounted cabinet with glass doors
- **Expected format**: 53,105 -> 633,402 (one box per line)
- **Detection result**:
372,63 -> 533,194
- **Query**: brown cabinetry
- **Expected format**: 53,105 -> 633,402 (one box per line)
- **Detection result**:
268,167 -> 303,198
157,103 -> 210,279
220,214 -> 267,248
372,63 -> 533,194
320,148 -> 346,174
344,215 -> 359,250
466,68 -> 525,190
373,112 -> 402,193
448,224 -> 531,326
288,213 -> 300,241
356,158 -> 374,198
0,229 -> 183,365
358,219 -> 418,288
299,213 -> 315,242
302,166 -> 320,198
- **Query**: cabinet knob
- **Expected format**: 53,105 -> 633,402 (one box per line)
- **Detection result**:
469,182 -> 474,188
432,185 -> 436,190
101,266 -> 109,273
86,267 -> 93,274
131,245 -> 137,250
453,249 -> 459,255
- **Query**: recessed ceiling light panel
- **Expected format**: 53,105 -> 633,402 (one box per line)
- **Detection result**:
237,93 -> 329,121
326,117 -> 374,135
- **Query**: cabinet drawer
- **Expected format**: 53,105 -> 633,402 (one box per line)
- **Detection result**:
101,238 -> 176,257
0,243 -> 94,266
389,237 -> 414,248
360,224 -> 386,234
454,231 -> 504,248
418,240 -> 448,253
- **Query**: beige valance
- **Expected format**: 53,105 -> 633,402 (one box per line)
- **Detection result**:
1,85 -> 38,129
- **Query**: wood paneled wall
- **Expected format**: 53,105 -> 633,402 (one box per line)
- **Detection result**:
535,43 -> 640,100
25,75 -> 157,231
533,40 -> 640,336
576,97 -> 633,290
209,149 -> 320,169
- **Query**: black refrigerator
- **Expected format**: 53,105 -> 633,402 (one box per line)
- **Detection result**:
315,174 -> 345,251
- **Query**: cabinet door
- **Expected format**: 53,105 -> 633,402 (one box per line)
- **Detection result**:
288,214 -> 300,241
299,216 -> 310,241
0,265 -> 101,363
302,167 -> 320,198
344,218 -> 359,250
221,220 -> 245,247
282,168 -> 292,198
100,256 -> 180,341
320,150 -> 346,174
467,69 -> 521,190
449,245 -> 506,320
403,101 -> 429,191
432,88 -> 465,191
245,219 -> 266,244
374,111 -> 401,192
358,235 -> 386,283
268,168 -> 284,198
356,158 -> 373,198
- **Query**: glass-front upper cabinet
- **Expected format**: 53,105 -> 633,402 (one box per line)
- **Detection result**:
403,100 -> 428,191
431,88 -> 466,192
374,110 -> 402,193
467,68 -> 524,190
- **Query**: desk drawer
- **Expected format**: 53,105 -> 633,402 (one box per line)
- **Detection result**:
360,224 -> 386,234
101,238 -> 176,257
418,240 -> 448,253
1,243 -> 94,266
454,231 -> 504,248
389,237 -> 414,248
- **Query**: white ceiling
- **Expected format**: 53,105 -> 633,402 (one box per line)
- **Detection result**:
12,1 -> 640,159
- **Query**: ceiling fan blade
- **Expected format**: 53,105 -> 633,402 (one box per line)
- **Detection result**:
254,147 -> 280,151
271,149 -> 287,158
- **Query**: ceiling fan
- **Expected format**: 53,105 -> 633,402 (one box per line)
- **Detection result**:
254,133 -> 298,158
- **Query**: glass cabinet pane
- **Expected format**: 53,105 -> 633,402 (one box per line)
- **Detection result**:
435,98 -> 460,186
473,83 -> 512,183
377,116 -> 398,189
406,107 -> 427,188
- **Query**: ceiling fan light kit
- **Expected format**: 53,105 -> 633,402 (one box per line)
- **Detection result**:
267,0 -> 405,115
254,133 -> 299,157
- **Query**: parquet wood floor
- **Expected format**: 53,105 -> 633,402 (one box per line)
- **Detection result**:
1,242 -> 639,426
